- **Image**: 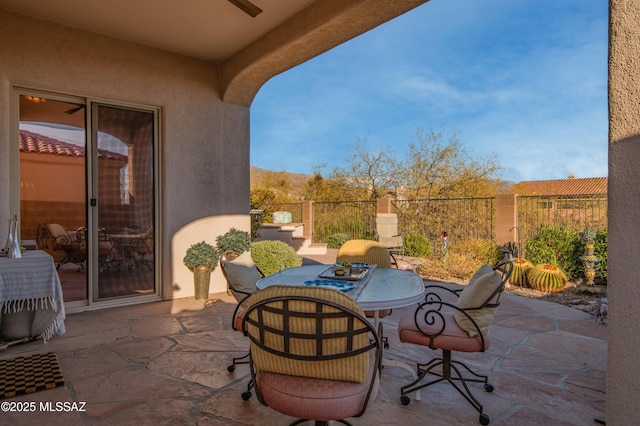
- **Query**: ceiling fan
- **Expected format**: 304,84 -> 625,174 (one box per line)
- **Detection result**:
228,0 -> 263,18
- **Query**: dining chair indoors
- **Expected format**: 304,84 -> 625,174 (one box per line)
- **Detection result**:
242,285 -> 382,426
397,250 -> 514,425
219,250 -> 265,400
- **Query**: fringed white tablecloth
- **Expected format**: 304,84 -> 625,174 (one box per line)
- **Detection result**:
0,250 -> 66,342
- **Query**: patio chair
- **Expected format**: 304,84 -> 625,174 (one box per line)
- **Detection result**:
375,213 -> 404,257
129,225 -> 154,270
220,250 -> 265,400
36,223 -> 86,270
337,239 -> 396,347
242,285 -> 382,426
397,250 -> 514,425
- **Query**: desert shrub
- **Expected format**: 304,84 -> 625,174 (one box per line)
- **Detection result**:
403,234 -> 433,258
216,228 -> 251,254
593,227 -> 608,282
250,240 -> 302,276
525,225 -> 583,280
451,238 -> 503,266
415,238 -> 502,282
325,233 -> 350,249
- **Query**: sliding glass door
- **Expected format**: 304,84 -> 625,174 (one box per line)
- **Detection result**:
18,91 -> 158,305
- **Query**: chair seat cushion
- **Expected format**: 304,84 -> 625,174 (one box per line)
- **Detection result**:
256,351 -> 379,421
398,308 -> 490,352
365,309 -> 391,318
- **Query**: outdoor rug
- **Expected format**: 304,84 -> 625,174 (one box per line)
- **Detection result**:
0,352 -> 64,399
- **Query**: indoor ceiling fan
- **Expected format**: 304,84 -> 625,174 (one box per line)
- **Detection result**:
228,0 -> 263,17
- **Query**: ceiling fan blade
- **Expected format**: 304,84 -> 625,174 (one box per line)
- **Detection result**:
228,0 -> 263,17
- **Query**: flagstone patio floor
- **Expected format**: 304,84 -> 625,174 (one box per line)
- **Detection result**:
1,251 -> 606,425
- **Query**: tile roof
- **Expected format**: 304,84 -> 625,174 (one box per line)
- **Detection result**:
19,129 -> 127,162
508,176 -> 608,196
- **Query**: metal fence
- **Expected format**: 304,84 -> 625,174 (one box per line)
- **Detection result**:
312,200 -> 377,242
271,195 -> 607,257
393,197 -> 495,255
516,194 -> 608,257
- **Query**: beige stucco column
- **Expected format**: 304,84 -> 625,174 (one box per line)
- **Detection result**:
608,0 -> 640,422
494,194 -> 517,247
301,200 -> 314,240
377,197 -> 394,214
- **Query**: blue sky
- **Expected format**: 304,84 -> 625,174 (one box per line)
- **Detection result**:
250,0 -> 608,183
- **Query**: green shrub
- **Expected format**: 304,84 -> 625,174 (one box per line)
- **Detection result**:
403,234 -> 433,258
250,240 -> 302,276
325,233 -> 350,249
216,228 -> 252,254
593,227 -> 608,282
183,241 -> 219,270
525,225 -> 583,280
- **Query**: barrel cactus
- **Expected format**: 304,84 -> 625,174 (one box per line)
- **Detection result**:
509,258 -> 533,287
527,263 -> 568,293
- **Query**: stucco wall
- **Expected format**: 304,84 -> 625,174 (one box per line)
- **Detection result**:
609,0 -> 640,423
0,10 -> 251,301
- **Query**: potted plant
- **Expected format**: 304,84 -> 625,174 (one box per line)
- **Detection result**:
215,228 -> 252,259
183,241 -> 220,300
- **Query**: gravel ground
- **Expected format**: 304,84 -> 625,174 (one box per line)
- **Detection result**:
423,273 -> 607,318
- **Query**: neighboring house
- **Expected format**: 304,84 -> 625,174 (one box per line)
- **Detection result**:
1,1 -> 640,422
508,175 -> 608,196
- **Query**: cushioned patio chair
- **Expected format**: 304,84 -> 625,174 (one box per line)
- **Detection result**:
220,250 -> 265,400
129,225 -> 154,270
242,285 -> 382,426
337,239 -> 397,347
36,223 -> 86,270
397,250 -> 514,425
375,213 -> 404,257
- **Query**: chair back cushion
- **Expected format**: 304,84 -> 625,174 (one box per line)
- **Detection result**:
47,223 -> 68,238
245,285 -> 372,383
337,239 -> 392,268
222,251 -> 261,301
454,264 -> 503,337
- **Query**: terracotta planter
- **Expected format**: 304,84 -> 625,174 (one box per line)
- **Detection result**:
193,266 -> 212,300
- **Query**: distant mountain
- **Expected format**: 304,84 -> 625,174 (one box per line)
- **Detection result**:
250,166 -> 313,199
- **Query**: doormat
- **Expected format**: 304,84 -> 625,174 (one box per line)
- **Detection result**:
0,352 -> 65,399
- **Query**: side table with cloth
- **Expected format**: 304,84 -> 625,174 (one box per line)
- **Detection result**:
0,250 -> 66,343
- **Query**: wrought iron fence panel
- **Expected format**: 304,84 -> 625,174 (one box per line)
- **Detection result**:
313,200 -> 377,242
393,197 -> 494,255
516,194 -> 608,258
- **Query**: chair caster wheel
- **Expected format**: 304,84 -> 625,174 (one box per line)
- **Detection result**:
400,395 -> 411,405
479,413 -> 490,425
227,365 -> 236,373
242,391 -> 252,401
484,383 -> 494,393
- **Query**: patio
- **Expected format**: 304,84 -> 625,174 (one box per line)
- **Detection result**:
0,251 -> 606,425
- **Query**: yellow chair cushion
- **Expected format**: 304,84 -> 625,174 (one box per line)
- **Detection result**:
454,264 -> 503,337
336,239 -> 392,268
246,285 -> 371,383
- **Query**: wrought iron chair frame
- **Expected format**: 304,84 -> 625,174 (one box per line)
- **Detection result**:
399,251 -> 514,425
243,293 -> 382,426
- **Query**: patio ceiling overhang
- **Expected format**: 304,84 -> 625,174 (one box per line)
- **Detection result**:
0,0 -> 428,106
